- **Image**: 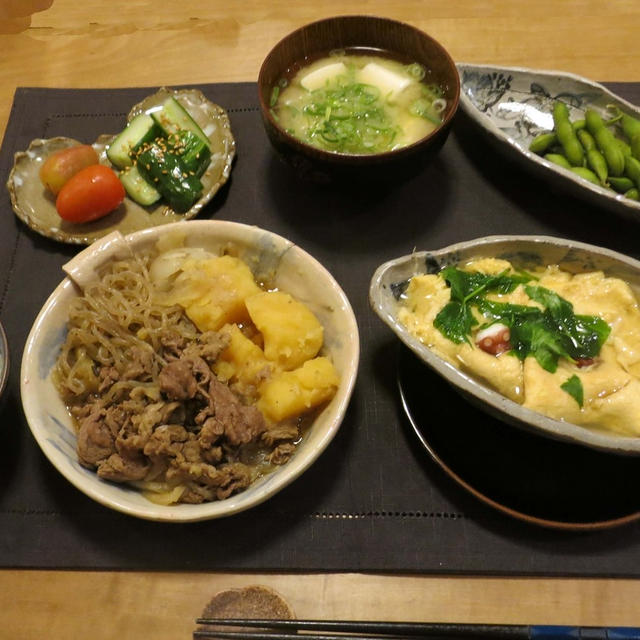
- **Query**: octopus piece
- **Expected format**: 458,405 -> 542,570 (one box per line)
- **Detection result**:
475,323 -> 512,356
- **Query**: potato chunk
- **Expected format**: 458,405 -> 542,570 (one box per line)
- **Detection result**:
163,255 -> 261,332
246,291 -> 323,370
215,324 -> 272,387
258,357 -> 339,422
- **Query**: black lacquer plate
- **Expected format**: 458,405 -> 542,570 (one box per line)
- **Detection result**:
397,346 -> 640,530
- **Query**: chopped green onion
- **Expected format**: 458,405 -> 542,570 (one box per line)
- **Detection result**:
406,63 -> 426,80
409,98 -> 442,125
300,81 -> 400,154
270,86 -> 280,108
432,98 -> 447,114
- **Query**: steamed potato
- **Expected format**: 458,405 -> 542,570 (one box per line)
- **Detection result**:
245,291 -> 324,370
215,323 -> 272,388
257,357 -> 340,422
162,255 -> 261,331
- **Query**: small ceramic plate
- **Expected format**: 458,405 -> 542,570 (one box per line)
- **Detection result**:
457,63 -> 640,220
370,235 -> 640,456
7,87 -> 236,245
398,346 -> 640,530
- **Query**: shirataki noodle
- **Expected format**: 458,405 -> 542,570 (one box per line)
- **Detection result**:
55,255 -> 197,398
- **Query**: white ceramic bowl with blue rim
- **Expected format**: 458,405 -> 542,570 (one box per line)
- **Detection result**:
21,220 -> 359,522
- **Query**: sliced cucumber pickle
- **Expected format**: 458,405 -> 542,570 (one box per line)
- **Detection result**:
151,97 -> 211,149
169,130 -> 212,177
119,165 -> 162,206
136,143 -> 203,213
107,113 -> 161,169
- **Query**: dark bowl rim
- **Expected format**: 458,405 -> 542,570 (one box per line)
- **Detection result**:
0,321 -> 8,399
257,14 -> 461,163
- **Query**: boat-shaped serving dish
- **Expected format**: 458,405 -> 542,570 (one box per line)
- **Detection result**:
456,63 -> 640,220
370,235 -> 640,455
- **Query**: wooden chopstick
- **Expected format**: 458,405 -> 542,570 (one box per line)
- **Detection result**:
193,618 -> 640,639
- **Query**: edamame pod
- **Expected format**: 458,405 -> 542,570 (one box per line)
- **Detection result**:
577,129 -> 608,181
585,109 -> 625,176
631,134 -> 640,161
608,105 -> 640,141
624,155 -> 640,189
576,128 -> 596,151
616,138 -> 632,157
544,153 -> 571,169
622,116 -> 640,140
553,102 -> 585,167
570,166 -> 600,186
529,132 -> 557,154
572,119 -> 586,131
625,188 -> 639,201
586,149 -> 608,183
609,176 -> 635,193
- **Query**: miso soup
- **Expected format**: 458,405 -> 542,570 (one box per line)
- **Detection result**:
270,51 -> 448,155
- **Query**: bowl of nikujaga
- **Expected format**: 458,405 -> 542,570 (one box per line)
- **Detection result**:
258,15 -> 460,183
370,235 -> 640,455
21,220 -> 359,521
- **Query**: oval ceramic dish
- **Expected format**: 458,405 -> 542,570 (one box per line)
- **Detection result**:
370,235 -> 640,455
21,220 -> 359,521
457,63 -> 640,220
7,87 -> 236,245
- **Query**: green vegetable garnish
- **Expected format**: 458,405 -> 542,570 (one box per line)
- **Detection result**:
409,97 -> 442,125
270,86 -> 280,108
433,267 -> 533,344
405,63 -> 426,80
303,81 -> 400,153
434,267 -> 611,373
561,374 -> 584,407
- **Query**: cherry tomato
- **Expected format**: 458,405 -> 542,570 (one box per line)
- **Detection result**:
56,165 -> 125,223
39,144 -> 99,195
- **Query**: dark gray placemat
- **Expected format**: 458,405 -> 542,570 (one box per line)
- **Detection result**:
2,82 -> 640,574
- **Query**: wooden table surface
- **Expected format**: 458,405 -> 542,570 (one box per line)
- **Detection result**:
1,1 -> 640,638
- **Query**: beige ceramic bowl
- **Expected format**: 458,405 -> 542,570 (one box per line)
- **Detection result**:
21,220 -> 359,521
